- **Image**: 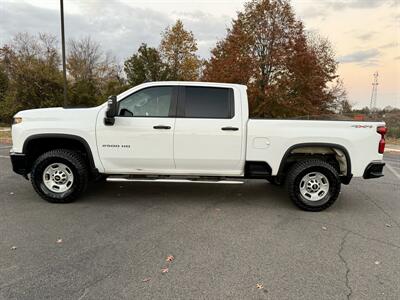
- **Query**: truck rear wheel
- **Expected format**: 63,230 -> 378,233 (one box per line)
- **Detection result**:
30,149 -> 88,203
286,159 -> 341,211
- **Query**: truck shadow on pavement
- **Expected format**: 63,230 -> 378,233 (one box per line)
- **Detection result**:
82,180 -> 297,211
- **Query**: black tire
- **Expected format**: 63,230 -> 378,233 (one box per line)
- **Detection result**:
286,159 -> 341,212
30,149 -> 88,203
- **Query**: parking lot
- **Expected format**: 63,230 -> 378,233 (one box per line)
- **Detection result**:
0,144 -> 399,300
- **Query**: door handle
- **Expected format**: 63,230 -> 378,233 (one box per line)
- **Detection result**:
153,125 -> 171,130
221,126 -> 239,131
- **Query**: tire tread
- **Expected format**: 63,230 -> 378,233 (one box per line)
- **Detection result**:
30,149 -> 88,203
286,159 -> 341,211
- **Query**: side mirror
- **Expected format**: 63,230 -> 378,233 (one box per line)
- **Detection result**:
104,95 -> 117,126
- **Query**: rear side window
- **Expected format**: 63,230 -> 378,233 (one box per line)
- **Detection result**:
183,87 -> 234,119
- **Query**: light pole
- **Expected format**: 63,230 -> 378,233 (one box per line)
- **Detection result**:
60,0 -> 68,107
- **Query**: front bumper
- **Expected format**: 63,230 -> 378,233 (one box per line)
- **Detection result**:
10,152 -> 29,176
363,162 -> 385,179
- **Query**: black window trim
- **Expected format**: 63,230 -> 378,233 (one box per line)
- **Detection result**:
116,85 -> 178,118
176,86 -> 235,119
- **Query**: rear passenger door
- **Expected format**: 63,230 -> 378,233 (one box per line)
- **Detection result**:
173,86 -> 244,176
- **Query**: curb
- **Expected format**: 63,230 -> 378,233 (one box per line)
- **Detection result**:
385,148 -> 400,153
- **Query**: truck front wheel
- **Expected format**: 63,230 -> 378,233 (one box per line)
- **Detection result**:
286,159 -> 341,211
30,149 -> 88,203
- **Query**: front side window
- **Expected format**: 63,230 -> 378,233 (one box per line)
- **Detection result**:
184,87 -> 233,119
118,86 -> 173,117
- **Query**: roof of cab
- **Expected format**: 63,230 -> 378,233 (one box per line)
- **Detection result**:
117,81 -> 247,100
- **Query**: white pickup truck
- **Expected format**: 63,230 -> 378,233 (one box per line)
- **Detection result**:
10,81 -> 387,211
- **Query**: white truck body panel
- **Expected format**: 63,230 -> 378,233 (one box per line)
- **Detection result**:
11,107 -> 105,172
172,86 -> 244,176
96,112 -> 176,173
246,119 -> 383,177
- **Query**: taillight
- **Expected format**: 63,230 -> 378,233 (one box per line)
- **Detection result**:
377,126 -> 387,135
377,126 -> 387,154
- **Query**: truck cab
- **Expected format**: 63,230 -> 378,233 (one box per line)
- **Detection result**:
96,82 -> 247,176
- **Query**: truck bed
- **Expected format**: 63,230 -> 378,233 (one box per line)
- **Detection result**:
246,119 -> 385,177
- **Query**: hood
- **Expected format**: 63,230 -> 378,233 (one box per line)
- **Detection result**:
15,106 -> 102,122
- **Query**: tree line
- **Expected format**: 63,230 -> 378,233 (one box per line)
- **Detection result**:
0,0 -> 351,123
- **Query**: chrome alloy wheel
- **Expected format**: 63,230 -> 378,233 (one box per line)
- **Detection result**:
42,163 -> 74,193
299,171 -> 329,201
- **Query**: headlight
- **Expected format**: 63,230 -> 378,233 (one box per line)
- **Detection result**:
12,117 -> 22,125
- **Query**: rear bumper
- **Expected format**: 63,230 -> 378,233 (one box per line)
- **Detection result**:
10,152 -> 29,176
363,162 -> 385,179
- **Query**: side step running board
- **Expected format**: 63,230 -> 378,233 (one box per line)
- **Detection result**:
106,177 -> 244,184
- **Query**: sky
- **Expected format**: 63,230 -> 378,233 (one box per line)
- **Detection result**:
0,0 -> 399,108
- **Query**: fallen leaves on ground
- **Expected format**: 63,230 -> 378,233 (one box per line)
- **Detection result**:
11,246 -> 17,250
161,267 -> 169,274
385,223 -> 392,228
142,278 -> 151,282
166,255 -> 174,262
56,239 -> 63,244
256,283 -> 264,289
322,226 -> 327,230
374,261 -> 380,265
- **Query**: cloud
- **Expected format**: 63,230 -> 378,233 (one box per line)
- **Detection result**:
379,42 -> 398,49
337,49 -> 380,66
325,0 -> 394,11
0,1 -> 168,61
170,11 -> 231,56
356,32 -> 376,41
0,1 -> 228,62
297,6 -> 328,20
298,0 -> 395,20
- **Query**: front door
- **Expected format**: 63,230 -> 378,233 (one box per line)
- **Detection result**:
96,86 -> 177,173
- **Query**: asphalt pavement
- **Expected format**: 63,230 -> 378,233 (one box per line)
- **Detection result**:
0,145 -> 399,300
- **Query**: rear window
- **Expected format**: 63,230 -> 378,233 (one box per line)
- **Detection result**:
184,87 -> 234,119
